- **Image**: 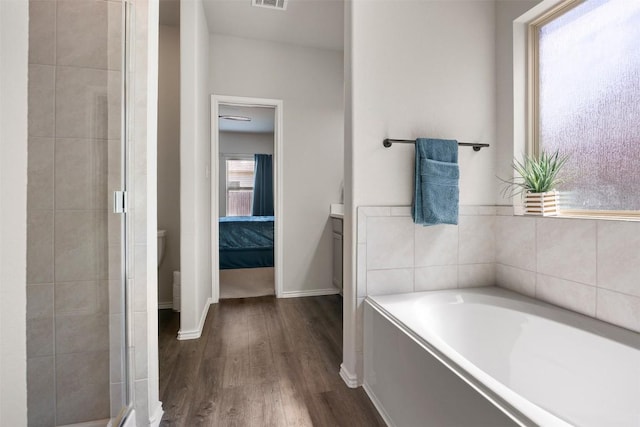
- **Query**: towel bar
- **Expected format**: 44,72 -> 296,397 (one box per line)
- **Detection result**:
383,138 -> 490,151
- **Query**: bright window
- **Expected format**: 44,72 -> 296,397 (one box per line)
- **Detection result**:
533,0 -> 640,213
226,158 -> 255,216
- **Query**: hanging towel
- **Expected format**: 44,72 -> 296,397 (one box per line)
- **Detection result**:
412,138 -> 459,226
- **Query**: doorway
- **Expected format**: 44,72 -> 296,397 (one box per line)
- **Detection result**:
211,95 -> 284,302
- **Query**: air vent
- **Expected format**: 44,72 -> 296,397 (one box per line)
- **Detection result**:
252,0 -> 287,11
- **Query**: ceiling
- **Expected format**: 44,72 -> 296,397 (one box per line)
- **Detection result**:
203,0 -> 344,51
218,105 -> 275,133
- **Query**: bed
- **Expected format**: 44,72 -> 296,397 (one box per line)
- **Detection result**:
218,216 -> 274,270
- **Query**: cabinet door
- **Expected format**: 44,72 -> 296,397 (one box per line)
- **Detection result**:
332,232 -> 343,289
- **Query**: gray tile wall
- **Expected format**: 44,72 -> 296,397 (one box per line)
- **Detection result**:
27,1 -> 124,425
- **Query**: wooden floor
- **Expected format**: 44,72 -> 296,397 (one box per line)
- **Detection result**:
158,295 -> 385,427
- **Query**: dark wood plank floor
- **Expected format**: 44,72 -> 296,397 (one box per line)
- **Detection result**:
159,295 -> 385,427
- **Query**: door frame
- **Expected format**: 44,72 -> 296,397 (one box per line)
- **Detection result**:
210,95 -> 284,302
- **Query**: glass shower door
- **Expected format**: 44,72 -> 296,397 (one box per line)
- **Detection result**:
25,0 -> 132,425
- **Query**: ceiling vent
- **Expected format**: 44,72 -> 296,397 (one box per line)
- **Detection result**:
252,0 -> 288,11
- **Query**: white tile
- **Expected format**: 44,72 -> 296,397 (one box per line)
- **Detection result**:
495,264 -> 535,298
458,264 -> 495,288
356,297 -> 365,351
596,289 -> 640,333
536,218 -> 596,285
415,223 -> 458,267
359,206 -> 391,217
495,206 -> 514,216
390,206 -> 411,217
367,216 -> 414,270
134,379 -> 150,427
536,274 -> 596,317
356,243 -> 367,298
458,215 -> 495,264
367,269 -> 413,296
597,221 -> 640,298
495,215 -> 536,271
133,245 -> 147,312
459,205 -> 497,216
357,209 -> 367,243
415,266 -> 457,292
134,312 -> 148,380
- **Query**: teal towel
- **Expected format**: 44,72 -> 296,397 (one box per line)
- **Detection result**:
412,138 -> 459,226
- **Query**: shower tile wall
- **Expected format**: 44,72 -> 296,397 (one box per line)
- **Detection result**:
27,1 -> 122,425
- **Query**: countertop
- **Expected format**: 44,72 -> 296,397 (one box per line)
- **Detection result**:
330,203 -> 344,219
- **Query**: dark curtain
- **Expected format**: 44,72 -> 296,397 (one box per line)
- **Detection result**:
252,154 -> 274,216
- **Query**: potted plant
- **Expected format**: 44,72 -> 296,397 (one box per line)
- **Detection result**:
500,150 -> 569,216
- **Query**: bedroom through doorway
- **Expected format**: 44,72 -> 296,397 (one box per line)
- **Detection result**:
211,96 -> 284,301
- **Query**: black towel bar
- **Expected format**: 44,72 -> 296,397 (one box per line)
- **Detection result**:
383,138 -> 490,152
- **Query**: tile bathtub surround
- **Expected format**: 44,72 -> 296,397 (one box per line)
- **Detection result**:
495,212 -> 640,334
357,205 -> 497,299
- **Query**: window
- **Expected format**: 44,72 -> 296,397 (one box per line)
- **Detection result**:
531,0 -> 640,214
226,157 -> 255,216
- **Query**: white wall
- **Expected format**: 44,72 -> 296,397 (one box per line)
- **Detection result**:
209,34 -> 344,295
218,131 -> 274,217
180,0 -> 212,338
0,1 -> 28,424
158,24 -> 181,307
343,0 -> 497,382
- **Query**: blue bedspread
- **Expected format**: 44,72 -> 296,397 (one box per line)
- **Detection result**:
219,216 -> 274,269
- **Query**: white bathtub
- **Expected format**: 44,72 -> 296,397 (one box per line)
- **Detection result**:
363,287 -> 640,427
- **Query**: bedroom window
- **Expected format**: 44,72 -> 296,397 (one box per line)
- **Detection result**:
226,158 -> 255,216
530,0 -> 640,216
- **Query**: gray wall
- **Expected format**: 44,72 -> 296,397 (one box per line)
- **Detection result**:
158,24 -> 181,307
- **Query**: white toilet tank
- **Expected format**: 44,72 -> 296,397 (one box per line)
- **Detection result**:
157,229 -> 166,268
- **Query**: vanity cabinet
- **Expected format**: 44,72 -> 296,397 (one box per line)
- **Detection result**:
331,217 -> 343,290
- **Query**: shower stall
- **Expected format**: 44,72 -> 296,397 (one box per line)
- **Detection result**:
26,0 -> 143,425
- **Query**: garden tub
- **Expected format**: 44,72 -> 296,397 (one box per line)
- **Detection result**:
363,287 -> 640,427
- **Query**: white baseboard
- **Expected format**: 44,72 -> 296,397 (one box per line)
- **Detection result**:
149,402 -> 164,427
339,363 -> 359,388
158,301 -> 173,310
280,288 -> 341,298
177,298 -> 212,340
363,382 -> 393,427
